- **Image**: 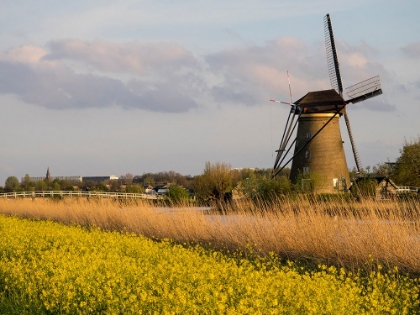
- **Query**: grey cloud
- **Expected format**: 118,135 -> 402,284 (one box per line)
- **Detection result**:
0,61 -> 137,109
204,38 -> 394,109
127,78 -> 200,112
0,37 -> 397,113
401,42 -> 420,58
332,41 -> 390,89
206,38 -> 309,76
139,85 -> 198,113
205,44 -> 276,105
0,61 -> 198,112
211,86 -> 257,106
205,38 -> 332,105
44,39 -> 198,76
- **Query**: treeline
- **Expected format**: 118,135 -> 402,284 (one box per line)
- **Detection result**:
132,171 -> 194,189
2,175 -> 143,194
2,137 -> 419,203
4,175 -> 77,193
0,162 -> 416,204
1,166 -> 288,203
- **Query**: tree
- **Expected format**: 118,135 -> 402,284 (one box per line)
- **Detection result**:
22,174 -> 36,191
192,174 -> 212,202
96,182 -> 109,192
392,137 -> 420,186
51,179 -> 61,191
168,185 -> 189,204
59,179 -> 74,191
193,162 -> 233,203
52,181 -> 61,191
36,180 -> 48,191
237,175 -> 291,201
231,168 -> 257,187
371,162 -> 393,177
4,176 -> 20,192
119,173 -> 134,185
125,185 -> 143,194
109,180 -> 119,192
144,175 -> 156,187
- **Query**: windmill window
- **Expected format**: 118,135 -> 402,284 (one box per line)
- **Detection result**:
303,167 -> 310,174
306,132 -> 312,139
305,150 -> 311,159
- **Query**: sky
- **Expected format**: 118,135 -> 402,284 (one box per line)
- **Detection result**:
0,0 -> 419,184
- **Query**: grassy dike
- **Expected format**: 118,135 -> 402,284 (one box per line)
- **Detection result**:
0,212 -> 418,314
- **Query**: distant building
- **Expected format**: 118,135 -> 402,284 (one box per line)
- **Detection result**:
82,176 -> 119,183
22,175 -> 82,183
143,185 -> 156,195
157,188 -> 169,196
21,168 -> 118,184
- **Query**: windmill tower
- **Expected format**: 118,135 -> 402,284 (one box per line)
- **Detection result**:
272,14 -> 382,193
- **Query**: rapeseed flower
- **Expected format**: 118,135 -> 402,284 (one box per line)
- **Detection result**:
0,215 -> 418,314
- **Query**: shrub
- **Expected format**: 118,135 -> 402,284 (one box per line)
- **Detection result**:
168,185 -> 189,204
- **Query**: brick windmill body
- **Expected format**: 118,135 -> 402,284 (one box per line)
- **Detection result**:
272,14 -> 383,193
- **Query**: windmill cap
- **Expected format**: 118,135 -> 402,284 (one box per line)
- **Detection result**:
294,89 -> 345,106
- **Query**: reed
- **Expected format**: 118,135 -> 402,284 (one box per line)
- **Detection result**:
0,196 -> 418,274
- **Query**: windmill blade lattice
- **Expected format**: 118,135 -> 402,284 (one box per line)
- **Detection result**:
346,75 -> 383,103
324,13 -> 366,173
324,14 -> 343,95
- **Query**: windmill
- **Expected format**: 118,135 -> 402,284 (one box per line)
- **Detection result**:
271,14 -> 382,193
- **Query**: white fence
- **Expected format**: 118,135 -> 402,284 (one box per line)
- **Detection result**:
396,186 -> 419,194
0,191 -> 159,200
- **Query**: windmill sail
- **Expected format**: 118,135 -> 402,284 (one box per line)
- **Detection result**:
346,75 -> 383,104
271,101 -> 301,175
324,13 -> 364,173
324,14 -> 343,94
343,111 -> 363,172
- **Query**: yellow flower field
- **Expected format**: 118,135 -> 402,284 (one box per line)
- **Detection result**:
0,215 -> 418,314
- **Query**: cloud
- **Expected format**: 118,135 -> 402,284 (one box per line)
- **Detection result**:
140,86 -> 198,112
332,41 -> 389,86
204,37 -> 390,106
0,45 -> 47,64
401,42 -> 420,59
0,60 -> 198,112
0,41 -> 200,112
127,80 -> 199,112
0,61 -> 125,109
205,37 -> 321,105
45,39 -> 197,76
0,36 -> 395,113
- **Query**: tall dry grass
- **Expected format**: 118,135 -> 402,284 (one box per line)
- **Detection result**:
0,196 -> 419,274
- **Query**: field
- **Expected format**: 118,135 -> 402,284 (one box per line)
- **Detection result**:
0,197 -> 419,313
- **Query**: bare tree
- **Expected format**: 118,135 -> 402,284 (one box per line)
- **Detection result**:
193,162 -> 233,203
